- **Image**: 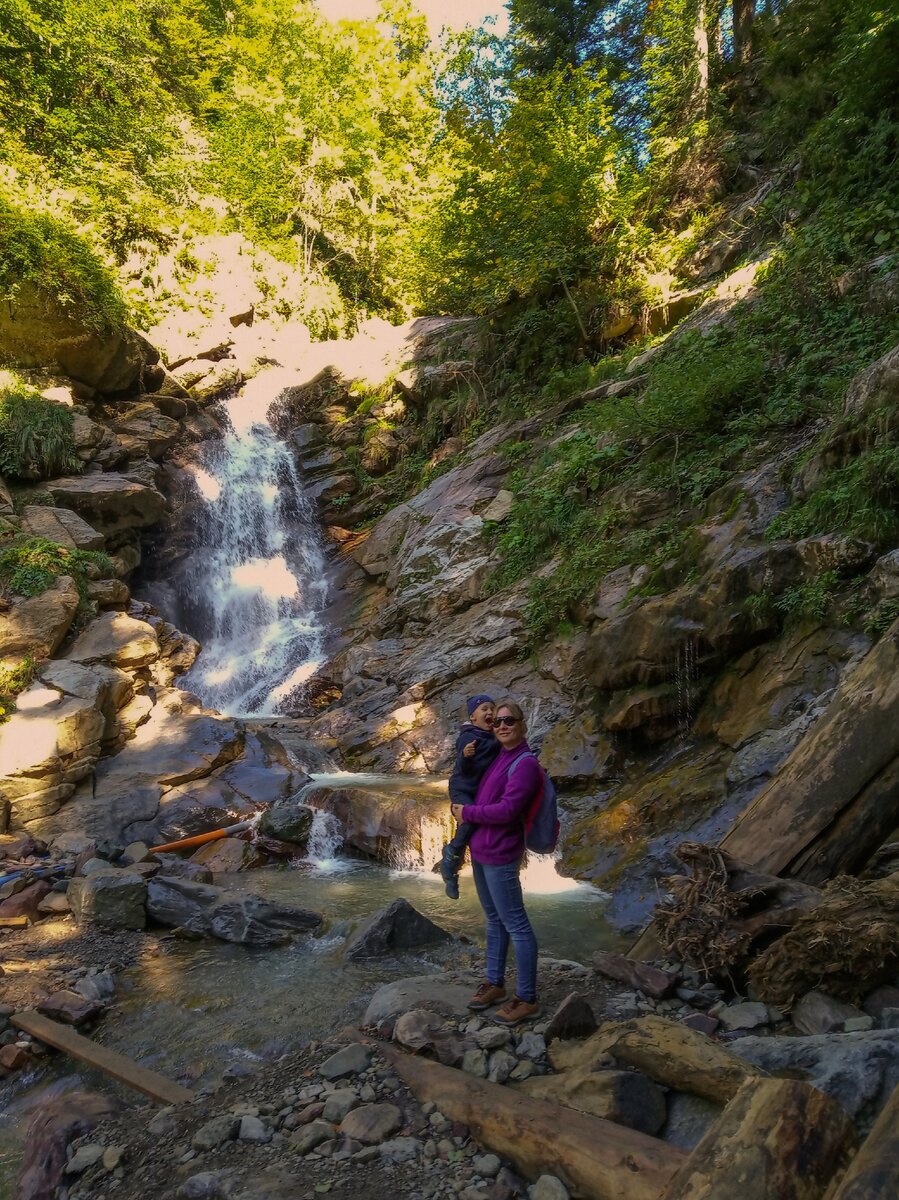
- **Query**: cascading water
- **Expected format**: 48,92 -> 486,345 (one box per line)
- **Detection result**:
175,369 -> 328,715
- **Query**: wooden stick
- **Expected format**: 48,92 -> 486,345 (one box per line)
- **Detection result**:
11,1011 -> 194,1106
662,1076 -> 857,1200
376,1040 -> 685,1200
826,1081 -> 899,1200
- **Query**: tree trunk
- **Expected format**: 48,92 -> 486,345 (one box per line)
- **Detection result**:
662,1077 -> 857,1200
376,1040 -> 686,1200
826,1081 -> 899,1200
732,0 -> 755,66
694,0 -> 710,110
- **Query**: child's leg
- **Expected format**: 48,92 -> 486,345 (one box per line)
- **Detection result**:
446,819 -> 476,856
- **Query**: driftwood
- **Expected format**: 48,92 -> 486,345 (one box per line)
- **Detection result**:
747,873 -> 899,1007
652,842 -> 823,976
375,1040 -> 686,1200
549,1015 -> 765,1105
661,1077 -> 857,1200
826,1080 -> 899,1200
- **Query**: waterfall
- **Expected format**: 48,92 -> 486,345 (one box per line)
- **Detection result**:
176,369 -> 328,716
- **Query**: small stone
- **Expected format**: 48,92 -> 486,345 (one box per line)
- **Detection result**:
238,1115 -> 271,1142
843,1016 -> 875,1033
379,1136 -> 422,1163
74,971 -> 116,1002
509,1060 -> 535,1081
290,1119 -> 336,1155
37,990 -> 104,1027
488,1050 -> 518,1084
66,1144 -> 105,1174
339,1103 -> 402,1145
462,1049 -> 488,1078
351,1146 -> 380,1163
881,1007 -> 899,1030
176,1172 -> 228,1199
322,1089 -> 359,1122
0,1044 -> 29,1070
717,1002 -> 770,1032
529,1175 -> 570,1200
102,1147 -> 124,1171
192,1115 -> 239,1152
515,1032 -> 546,1060
319,1044 -> 373,1080
793,991 -> 865,1036
122,842 -> 151,864
543,993 -> 597,1043
475,1026 -> 511,1051
682,1012 -> 720,1037
473,1154 -> 501,1178
148,1111 -> 180,1137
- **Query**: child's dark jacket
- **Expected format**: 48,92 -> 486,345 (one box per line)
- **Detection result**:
448,723 -> 501,803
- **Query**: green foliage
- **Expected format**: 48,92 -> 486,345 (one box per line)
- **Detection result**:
0,653 -> 36,723
0,537 -> 114,606
0,194 -> 128,332
0,375 -> 81,481
865,599 -> 899,638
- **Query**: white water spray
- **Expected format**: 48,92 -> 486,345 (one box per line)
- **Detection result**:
178,369 -> 328,715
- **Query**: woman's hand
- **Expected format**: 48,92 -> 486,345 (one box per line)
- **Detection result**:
451,803 -> 465,822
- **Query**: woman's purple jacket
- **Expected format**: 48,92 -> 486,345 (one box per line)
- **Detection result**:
461,740 -> 543,866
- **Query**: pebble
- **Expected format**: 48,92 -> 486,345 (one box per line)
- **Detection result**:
472,1153 -> 501,1178
192,1115 -> 239,1152
319,1044 -> 373,1080
322,1088 -> 360,1122
461,1049 -> 488,1078
66,1145 -> 105,1174
529,1175 -> 570,1200
238,1115 -> 271,1142
515,1033 -> 546,1060
289,1119 -> 336,1155
379,1136 -> 422,1163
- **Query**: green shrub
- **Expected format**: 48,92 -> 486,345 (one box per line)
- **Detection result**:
0,377 -> 81,481
0,654 -> 36,723
0,537 -> 115,607
0,195 -> 128,333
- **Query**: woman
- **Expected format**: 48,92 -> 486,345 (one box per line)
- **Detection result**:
450,699 -> 542,1025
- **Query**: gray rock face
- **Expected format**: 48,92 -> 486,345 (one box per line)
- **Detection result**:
68,869 -> 147,929
732,1030 -> 899,1128
346,897 -> 452,960
46,473 -> 166,536
257,802 -> 314,846
152,854 -> 214,884
339,1102 -> 402,1145
0,575 -> 80,661
146,876 -> 321,945
65,612 -> 159,670
20,505 -> 105,550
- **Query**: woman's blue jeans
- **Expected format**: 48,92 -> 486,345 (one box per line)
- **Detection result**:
472,858 -> 538,1003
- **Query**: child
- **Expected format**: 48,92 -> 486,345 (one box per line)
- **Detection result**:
440,694 -> 501,899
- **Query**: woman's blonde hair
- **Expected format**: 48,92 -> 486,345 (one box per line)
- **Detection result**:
494,699 -> 525,726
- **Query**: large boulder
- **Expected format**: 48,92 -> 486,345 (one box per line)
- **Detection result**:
109,402 -> 181,460
64,612 -> 159,670
346,898 -> 452,960
0,575 -> 80,662
45,473 -> 166,536
19,505 -> 105,550
146,875 -> 321,945
257,801 -> 314,846
0,282 -> 158,393
67,868 -> 147,929
363,971 -> 480,1026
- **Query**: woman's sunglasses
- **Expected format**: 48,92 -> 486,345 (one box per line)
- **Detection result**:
493,715 -> 520,727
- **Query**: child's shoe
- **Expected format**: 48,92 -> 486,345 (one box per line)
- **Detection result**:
439,845 -> 462,899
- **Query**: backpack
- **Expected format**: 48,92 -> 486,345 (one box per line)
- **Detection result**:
508,751 -> 560,855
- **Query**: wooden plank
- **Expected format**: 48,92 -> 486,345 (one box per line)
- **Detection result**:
826,1081 -> 899,1200
11,1010 -> 194,1106
0,915 -> 30,927
662,1077 -> 857,1200
376,1040 -> 686,1200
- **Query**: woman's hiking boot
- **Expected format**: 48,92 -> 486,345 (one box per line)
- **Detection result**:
467,981 -> 508,1010
439,845 -> 463,900
493,996 -> 541,1025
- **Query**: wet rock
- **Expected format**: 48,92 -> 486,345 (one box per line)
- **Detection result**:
37,990 -> 105,1026
339,1102 -> 402,1144
68,869 -> 147,930
153,854 -> 214,884
347,897 -> 452,960
193,1115 -> 240,1151
543,993 -> 597,1043
0,1043 -> 29,1070
190,837 -> 265,873
146,876 -> 321,945
319,1044 -> 373,1080
793,991 -> 866,1036
257,802 -> 314,846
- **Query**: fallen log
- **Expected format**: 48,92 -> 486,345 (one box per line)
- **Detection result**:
826,1080 -> 899,1200
747,872 -> 899,1007
661,1076 -> 856,1200
548,1015 -> 765,1106
375,1040 -> 686,1200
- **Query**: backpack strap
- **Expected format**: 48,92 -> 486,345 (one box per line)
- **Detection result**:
507,750 -> 536,777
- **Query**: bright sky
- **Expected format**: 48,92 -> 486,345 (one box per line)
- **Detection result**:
316,0 -> 509,37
